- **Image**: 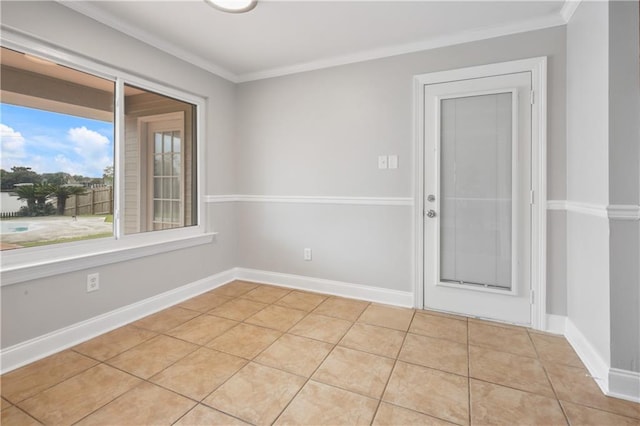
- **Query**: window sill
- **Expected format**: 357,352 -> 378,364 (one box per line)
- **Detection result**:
0,231 -> 217,286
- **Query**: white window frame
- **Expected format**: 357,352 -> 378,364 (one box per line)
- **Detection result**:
0,30 -> 213,286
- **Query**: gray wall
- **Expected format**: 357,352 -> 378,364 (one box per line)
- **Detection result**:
566,0 -> 640,373
0,1 -> 238,348
608,0 -> 640,373
236,26 -> 568,312
566,0 -> 611,366
1,2 -> 571,351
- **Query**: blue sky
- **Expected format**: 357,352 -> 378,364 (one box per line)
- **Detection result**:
1,103 -> 114,178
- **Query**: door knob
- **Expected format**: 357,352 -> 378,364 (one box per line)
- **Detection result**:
427,210 -> 436,218
427,194 -> 435,202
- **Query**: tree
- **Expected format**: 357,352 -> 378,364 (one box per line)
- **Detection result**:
0,166 -> 42,190
49,184 -> 87,215
13,183 -> 53,216
41,172 -> 71,186
103,165 -> 114,186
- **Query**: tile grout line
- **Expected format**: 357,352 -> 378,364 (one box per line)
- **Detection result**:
368,308 -> 416,426
526,328 -> 571,425
169,404 -> 201,426
269,300 -> 372,425
165,286 -> 290,424
10,281 -> 637,424
75,292 -> 263,423
11,307 -> 212,424
69,380 -> 153,426
4,355 -> 97,407
196,292 -> 333,425
5,402 -> 45,425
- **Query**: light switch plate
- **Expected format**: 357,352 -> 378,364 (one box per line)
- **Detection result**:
388,155 -> 398,169
378,155 -> 388,169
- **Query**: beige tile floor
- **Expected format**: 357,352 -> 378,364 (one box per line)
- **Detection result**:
2,280 -> 639,425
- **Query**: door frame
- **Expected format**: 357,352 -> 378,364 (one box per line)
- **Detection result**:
413,57 -> 547,330
137,111 -> 185,232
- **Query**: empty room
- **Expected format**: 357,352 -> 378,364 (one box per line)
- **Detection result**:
0,0 -> 639,425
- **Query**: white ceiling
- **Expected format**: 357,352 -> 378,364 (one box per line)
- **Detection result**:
61,1 -> 572,83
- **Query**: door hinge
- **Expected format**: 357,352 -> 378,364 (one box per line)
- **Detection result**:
530,90 -> 535,105
530,190 -> 535,205
530,289 -> 535,304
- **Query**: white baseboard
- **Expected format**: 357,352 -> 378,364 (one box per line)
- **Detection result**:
545,314 -> 566,335
0,268 -> 236,374
608,368 -> 640,403
235,267 -> 415,308
0,267 -> 412,374
539,316 -> 640,403
564,318 -> 610,394
3,267 -> 638,403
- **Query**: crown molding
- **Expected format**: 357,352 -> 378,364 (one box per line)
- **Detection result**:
236,14 -> 565,82
57,1 -> 239,83
561,0 -> 582,23
58,1 -> 565,84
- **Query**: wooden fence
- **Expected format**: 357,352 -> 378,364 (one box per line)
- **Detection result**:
0,211 -> 20,219
64,186 -> 113,216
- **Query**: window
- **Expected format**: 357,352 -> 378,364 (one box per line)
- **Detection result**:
0,42 -> 207,282
0,47 -> 115,248
123,85 -> 197,235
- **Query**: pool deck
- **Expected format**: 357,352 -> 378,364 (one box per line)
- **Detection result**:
0,216 -> 112,249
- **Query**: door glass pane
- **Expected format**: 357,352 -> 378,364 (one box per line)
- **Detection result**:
154,178 -> 162,199
163,132 -> 172,153
163,155 -> 172,177
154,154 -> 162,176
173,131 -> 181,153
154,133 -> 162,154
440,93 -> 512,289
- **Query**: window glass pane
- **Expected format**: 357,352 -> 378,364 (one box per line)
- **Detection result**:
124,84 -> 197,234
0,47 -> 115,250
440,93 -> 512,289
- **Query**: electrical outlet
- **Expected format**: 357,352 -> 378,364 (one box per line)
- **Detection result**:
304,248 -> 312,261
87,273 -> 100,292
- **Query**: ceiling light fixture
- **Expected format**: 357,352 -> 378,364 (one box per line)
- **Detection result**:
204,0 -> 257,13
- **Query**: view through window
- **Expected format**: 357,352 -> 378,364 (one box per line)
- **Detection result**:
0,46 -> 198,251
0,47 -> 115,250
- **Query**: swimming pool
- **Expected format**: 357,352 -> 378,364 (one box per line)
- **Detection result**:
0,221 -> 33,234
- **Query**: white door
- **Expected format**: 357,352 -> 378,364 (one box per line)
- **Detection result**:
145,115 -> 185,231
424,72 -> 532,325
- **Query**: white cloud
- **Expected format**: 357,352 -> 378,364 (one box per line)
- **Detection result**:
53,154 -> 83,176
67,126 -> 113,177
0,123 -> 26,169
